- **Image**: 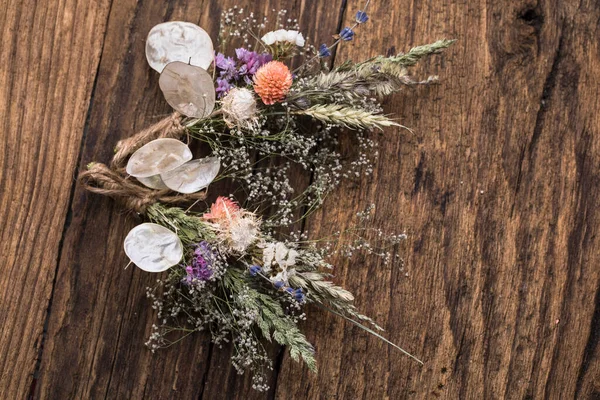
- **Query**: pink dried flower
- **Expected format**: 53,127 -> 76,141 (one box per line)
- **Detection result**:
203,197 -> 240,222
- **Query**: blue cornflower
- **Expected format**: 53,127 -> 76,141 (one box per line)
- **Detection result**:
355,10 -> 369,24
339,27 -> 355,41
249,265 -> 261,276
319,44 -> 331,58
285,287 -> 295,294
274,280 -> 285,289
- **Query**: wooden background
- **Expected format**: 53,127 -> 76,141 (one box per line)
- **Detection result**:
1,0 -> 599,398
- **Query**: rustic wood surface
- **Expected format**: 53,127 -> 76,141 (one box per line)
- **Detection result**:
1,0 -> 599,398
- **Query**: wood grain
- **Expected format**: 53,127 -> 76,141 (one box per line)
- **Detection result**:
0,0 -> 111,397
1,0 -> 598,399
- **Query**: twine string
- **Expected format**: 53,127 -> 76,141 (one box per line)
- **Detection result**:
111,112 -> 187,169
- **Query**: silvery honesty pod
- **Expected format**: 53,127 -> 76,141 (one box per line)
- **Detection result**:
146,21 -> 214,72
124,223 -> 183,272
159,61 -> 216,118
161,157 -> 220,194
126,138 -> 192,178
136,174 -> 169,190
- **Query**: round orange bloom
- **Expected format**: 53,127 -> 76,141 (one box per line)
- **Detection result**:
253,61 -> 293,105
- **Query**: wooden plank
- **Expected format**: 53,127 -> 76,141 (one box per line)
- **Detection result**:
275,0 -> 600,398
35,1 -> 343,399
0,0 -> 111,398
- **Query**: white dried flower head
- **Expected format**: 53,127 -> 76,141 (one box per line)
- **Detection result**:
221,88 -> 258,129
228,215 -> 260,252
262,243 -> 297,284
261,242 -> 276,272
275,242 -> 298,267
270,268 -> 297,286
261,29 -> 305,47
261,241 -> 298,283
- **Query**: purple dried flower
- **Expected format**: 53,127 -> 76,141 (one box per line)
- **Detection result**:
294,288 -> 305,302
216,78 -> 233,98
215,53 -> 237,75
184,241 -> 214,284
249,265 -> 261,276
235,48 -> 272,78
214,48 -> 272,96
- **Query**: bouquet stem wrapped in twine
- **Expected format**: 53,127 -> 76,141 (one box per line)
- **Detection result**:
80,112 -> 206,213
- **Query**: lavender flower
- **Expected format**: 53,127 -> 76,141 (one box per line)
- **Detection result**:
339,27 -> 355,41
249,265 -> 262,276
184,241 -> 214,284
355,11 -> 369,24
319,44 -> 331,58
294,288 -> 305,303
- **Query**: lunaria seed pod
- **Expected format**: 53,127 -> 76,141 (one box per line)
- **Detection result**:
136,174 -> 169,190
146,21 -> 214,72
159,61 -> 216,118
124,223 -> 183,272
126,138 -> 192,178
161,157 -> 221,194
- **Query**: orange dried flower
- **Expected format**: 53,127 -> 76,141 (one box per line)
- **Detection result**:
253,61 -> 293,105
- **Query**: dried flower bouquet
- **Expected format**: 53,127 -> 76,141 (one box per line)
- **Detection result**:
81,2 -> 453,391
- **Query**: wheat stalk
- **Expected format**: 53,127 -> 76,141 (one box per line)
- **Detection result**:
293,104 -> 400,130
293,272 -> 355,302
295,39 -> 455,100
290,273 -> 384,331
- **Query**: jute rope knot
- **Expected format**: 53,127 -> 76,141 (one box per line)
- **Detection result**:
112,112 -> 187,169
80,112 -> 206,214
